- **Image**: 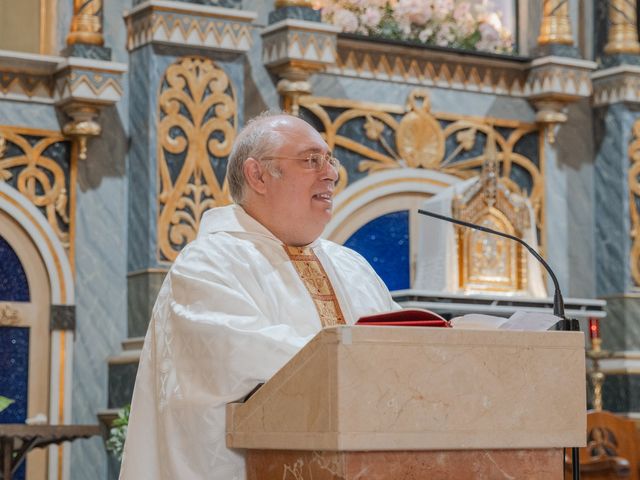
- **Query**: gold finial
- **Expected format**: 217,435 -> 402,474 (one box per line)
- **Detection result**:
481,130 -> 498,209
62,104 -> 102,160
537,0 -> 574,46
66,0 -> 104,46
604,0 -> 640,55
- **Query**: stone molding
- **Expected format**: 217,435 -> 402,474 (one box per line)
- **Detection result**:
324,37 -> 598,102
525,56 -> 597,101
592,65 -> 640,106
0,50 -> 126,105
124,0 -> 256,52
262,19 -> 340,71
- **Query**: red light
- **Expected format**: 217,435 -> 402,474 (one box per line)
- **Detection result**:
589,317 -> 600,340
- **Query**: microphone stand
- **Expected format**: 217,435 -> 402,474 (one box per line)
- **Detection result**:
418,209 -> 581,480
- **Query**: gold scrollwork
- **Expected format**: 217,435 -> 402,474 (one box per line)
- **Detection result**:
628,119 -> 640,286
0,127 -> 72,251
157,56 -> 236,262
298,90 -> 544,230
0,304 -> 20,326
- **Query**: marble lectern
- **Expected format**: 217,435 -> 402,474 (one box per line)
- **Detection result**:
226,326 -> 586,479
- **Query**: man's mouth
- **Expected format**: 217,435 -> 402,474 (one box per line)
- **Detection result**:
313,192 -> 333,202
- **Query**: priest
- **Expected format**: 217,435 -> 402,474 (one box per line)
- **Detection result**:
119,113 -> 398,480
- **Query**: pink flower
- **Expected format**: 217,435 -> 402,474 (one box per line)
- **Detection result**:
435,22 -> 456,46
432,0 -> 453,21
360,7 -> 383,29
395,0 -> 432,26
453,3 -> 470,22
333,8 -> 359,33
476,22 -> 500,50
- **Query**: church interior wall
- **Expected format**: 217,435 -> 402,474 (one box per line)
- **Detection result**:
545,99 -> 597,299
70,109 -> 129,480
1,0 -> 639,478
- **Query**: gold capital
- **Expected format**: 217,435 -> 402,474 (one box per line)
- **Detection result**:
66,0 -> 104,46
604,0 -> 640,55
537,0 -> 574,46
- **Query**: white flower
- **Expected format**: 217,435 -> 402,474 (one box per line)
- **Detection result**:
333,8 -> 359,33
395,0 -> 432,25
435,22 -> 456,46
418,27 -> 434,43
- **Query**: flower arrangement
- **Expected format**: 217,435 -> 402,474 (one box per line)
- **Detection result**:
106,405 -> 130,461
315,0 -> 514,54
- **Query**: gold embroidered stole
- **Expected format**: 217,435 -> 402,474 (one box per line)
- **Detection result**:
283,245 -> 346,327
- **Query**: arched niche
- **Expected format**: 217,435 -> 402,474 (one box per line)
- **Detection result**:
323,169 -> 462,290
0,182 -> 74,479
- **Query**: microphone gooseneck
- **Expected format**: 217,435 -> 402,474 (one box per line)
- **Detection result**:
417,209 -> 567,318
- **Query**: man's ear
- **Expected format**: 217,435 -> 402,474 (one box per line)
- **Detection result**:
243,157 -> 267,195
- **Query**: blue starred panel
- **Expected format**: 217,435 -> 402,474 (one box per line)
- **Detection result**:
0,327 -> 29,423
0,327 -> 29,480
0,235 -> 30,302
344,210 -> 410,291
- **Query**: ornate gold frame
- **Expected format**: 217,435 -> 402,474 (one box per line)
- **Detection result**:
156,56 -> 236,262
298,90 -> 545,239
0,126 -> 76,269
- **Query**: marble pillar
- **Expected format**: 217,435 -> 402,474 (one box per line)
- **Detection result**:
592,67 -> 640,414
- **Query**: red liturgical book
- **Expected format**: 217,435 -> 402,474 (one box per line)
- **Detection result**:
356,309 -> 450,328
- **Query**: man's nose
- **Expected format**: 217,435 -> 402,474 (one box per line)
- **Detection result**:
321,159 -> 339,182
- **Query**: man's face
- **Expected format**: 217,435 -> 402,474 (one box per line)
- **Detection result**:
261,117 -> 338,246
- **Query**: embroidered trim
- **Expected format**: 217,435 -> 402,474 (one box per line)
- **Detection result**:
284,245 -> 346,328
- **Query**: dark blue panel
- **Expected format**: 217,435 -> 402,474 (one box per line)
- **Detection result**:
0,327 -> 29,423
344,210 -> 410,291
0,327 -> 28,480
0,235 -> 30,301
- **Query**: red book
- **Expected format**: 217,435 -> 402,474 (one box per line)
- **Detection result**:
356,309 -> 450,328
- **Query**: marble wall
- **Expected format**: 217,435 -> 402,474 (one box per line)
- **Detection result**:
68,1 -> 132,478
594,104 -> 636,296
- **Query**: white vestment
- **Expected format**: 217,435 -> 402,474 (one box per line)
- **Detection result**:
119,205 -> 398,480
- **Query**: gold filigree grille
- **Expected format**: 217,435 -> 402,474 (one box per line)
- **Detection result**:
629,119 -> 640,286
0,127 -> 73,255
157,56 -> 236,262
298,88 -> 544,233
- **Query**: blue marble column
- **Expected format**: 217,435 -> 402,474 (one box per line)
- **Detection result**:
592,64 -> 640,415
593,103 -> 640,350
544,100 -> 597,299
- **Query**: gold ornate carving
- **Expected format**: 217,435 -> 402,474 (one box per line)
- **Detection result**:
0,304 -> 20,326
395,90 -> 445,169
66,0 -> 104,46
538,0 -> 574,45
604,0 -> 640,55
0,127 -> 74,254
629,119 -> 640,286
157,57 -> 236,262
298,92 -> 544,235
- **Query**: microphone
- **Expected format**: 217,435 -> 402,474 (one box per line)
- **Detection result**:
418,208 -> 582,480
417,209 -> 579,331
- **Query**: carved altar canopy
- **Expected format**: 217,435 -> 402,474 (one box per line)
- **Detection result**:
414,133 -> 547,297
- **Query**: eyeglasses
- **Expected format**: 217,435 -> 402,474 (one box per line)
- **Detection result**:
262,152 -> 341,172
